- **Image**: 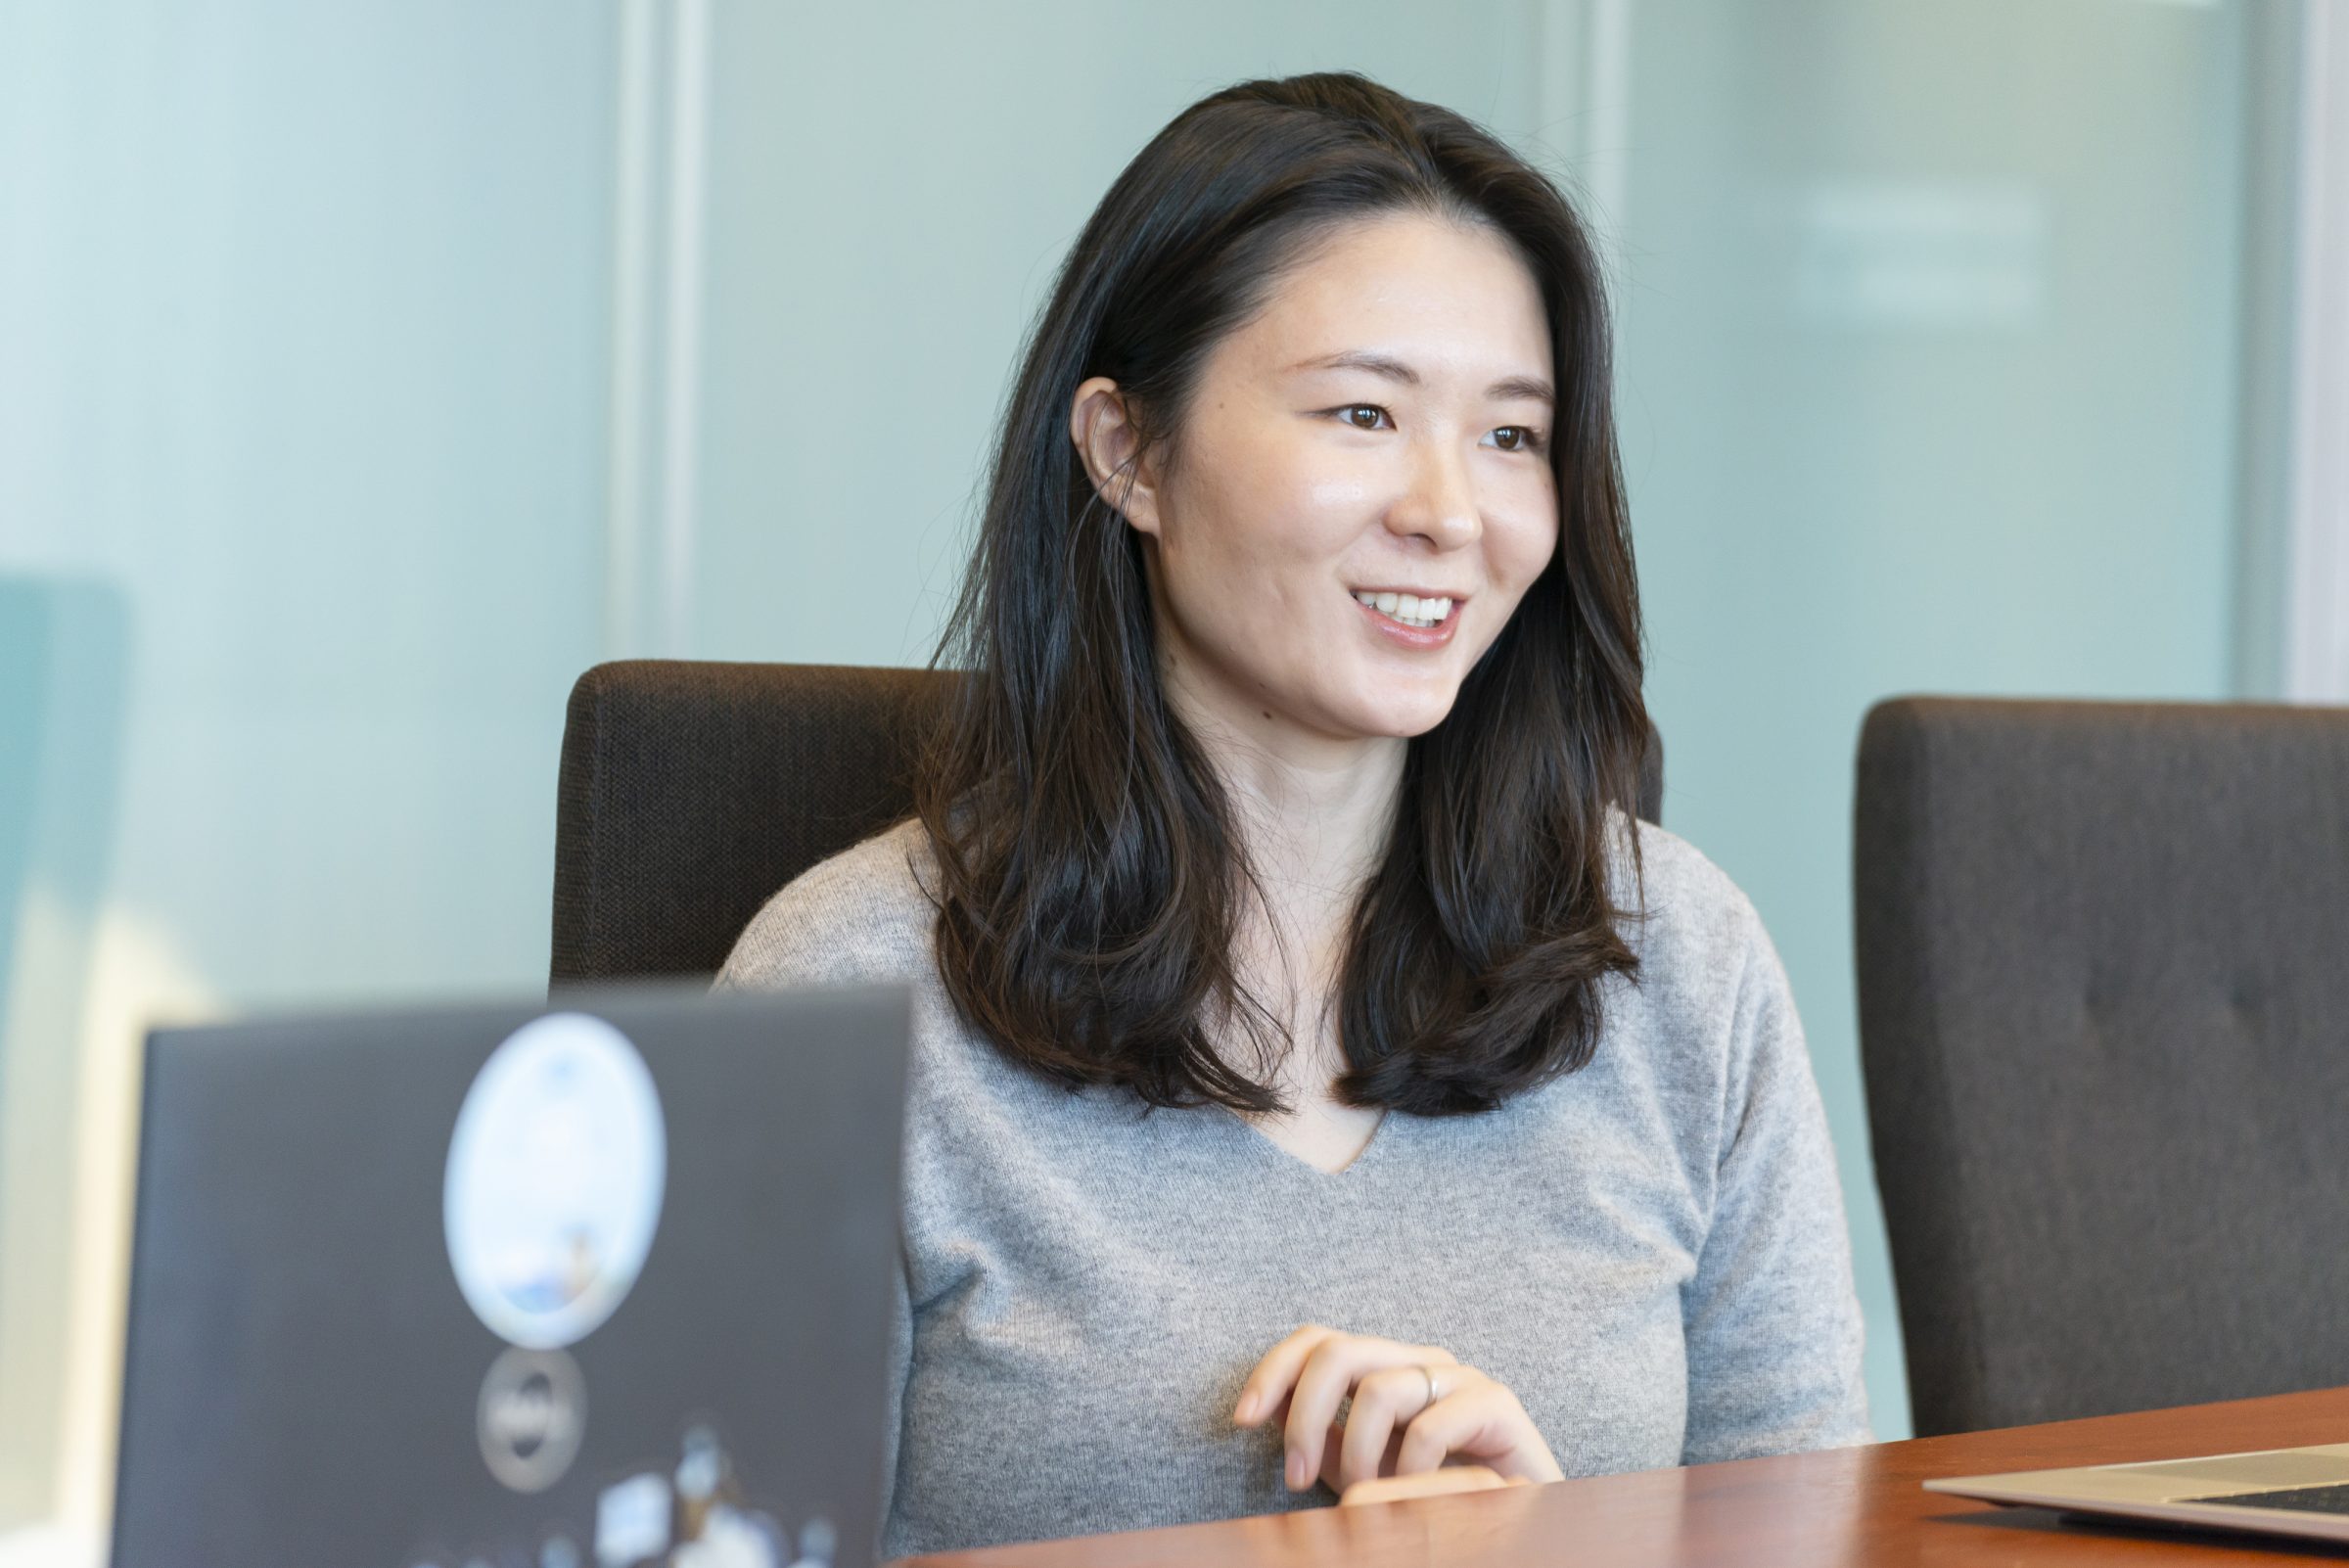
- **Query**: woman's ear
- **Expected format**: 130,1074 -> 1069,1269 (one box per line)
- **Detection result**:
1069,376 -> 1164,538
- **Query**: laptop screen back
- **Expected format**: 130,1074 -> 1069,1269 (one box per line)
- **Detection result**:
111,985 -> 907,1568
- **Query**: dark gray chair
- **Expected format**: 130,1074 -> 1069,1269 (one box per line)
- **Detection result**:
1856,696 -> 2349,1437
551,659 -> 1664,986
552,662 -> 949,986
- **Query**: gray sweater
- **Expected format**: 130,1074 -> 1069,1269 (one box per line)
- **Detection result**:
715,815 -> 1868,1558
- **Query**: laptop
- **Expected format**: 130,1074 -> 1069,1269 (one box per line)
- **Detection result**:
1930,1444 -> 2349,1544
109,984 -> 910,1568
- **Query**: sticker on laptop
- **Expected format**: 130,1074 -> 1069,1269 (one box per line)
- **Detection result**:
444,1012 -> 668,1350
475,1345 -> 587,1493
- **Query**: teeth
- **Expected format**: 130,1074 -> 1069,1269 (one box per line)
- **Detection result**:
1351,591 -> 1453,630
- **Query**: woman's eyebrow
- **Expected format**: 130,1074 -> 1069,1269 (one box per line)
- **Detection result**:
1286,348 -> 1555,406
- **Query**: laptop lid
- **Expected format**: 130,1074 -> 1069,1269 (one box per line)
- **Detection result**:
1928,1444 -> 2349,1545
110,984 -> 908,1568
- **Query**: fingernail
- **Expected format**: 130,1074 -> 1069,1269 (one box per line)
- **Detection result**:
1286,1452 -> 1307,1490
1234,1391 -> 1257,1423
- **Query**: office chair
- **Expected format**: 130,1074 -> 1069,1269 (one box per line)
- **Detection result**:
551,659 -> 1665,986
1856,696 -> 2349,1436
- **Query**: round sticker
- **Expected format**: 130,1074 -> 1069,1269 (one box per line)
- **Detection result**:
475,1345 -> 587,1493
444,1013 -> 667,1350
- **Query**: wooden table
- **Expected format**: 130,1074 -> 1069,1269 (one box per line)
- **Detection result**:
902,1386 -> 2349,1565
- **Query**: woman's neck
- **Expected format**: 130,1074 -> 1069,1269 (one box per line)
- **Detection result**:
1160,666 -> 1403,1173
1163,664 -> 1406,910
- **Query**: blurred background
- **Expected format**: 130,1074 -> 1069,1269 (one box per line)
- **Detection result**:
3,0 -> 2345,1542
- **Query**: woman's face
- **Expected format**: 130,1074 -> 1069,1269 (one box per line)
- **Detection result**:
1074,210 -> 1560,752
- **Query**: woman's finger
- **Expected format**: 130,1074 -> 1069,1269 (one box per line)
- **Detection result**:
1393,1381 -> 1563,1484
1337,1366 -> 1434,1492
1313,1418 -> 1370,1495
1339,1466 -> 1515,1507
1282,1336 -> 1451,1490
1231,1324 -> 1337,1427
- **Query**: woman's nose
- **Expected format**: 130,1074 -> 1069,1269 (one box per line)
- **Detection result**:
1385,440 -> 1483,549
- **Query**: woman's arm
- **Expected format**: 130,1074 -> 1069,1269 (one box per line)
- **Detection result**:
1679,909 -> 1871,1462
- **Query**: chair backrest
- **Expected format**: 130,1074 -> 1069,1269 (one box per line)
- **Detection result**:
552,659 -> 1665,986
553,662 -> 951,986
1855,696 -> 2349,1437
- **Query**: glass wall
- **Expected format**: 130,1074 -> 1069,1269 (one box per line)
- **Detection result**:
0,0 -> 618,1527
1615,0 -> 2255,1439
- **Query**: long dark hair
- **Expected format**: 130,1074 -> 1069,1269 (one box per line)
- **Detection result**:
914,70 -> 1648,1117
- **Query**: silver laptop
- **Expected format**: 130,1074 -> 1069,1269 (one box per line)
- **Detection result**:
110,984 -> 909,1568
1930,1444 -> 2349,1543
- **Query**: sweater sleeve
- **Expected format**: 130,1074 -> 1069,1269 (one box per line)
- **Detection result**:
712,853 -> 922,1546
1678,907 -> 1871,1462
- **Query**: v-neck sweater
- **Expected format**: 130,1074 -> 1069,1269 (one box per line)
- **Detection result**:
714,814 -> 1869,1558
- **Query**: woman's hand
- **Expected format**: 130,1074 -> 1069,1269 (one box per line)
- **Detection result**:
1338,1466 -> 1525,1506
1231,1324 -> 1565,1495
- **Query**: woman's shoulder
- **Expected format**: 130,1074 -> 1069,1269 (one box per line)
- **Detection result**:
1606,814 -> 1776,1003
1594,821 -> 1811,1152
714,816 -> 941,992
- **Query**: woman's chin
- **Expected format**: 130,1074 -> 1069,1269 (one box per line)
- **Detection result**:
1331,691 -> 1461,741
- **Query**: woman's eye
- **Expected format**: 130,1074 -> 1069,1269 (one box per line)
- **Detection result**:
1491,426 -> 1546,453
1337,404 -> 1391,431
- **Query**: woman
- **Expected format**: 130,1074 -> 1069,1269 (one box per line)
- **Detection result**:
718,69 -> 1867,1557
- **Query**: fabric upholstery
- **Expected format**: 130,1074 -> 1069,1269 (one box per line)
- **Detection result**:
553,662 -> 951,985
1855,696 -> 2349,1437
551,659 -> 1664,985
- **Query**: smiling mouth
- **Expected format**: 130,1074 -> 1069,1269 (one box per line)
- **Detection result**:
1350,589 -> 1455,630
